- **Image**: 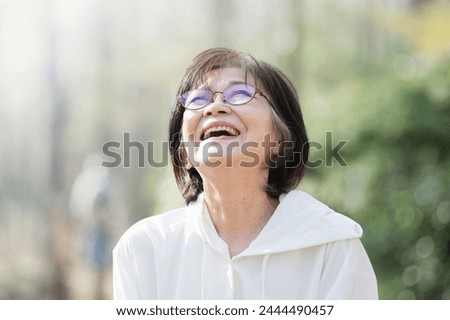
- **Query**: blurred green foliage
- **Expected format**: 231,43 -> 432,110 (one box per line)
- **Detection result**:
353,60 -> 450,299
306,47 -> 450,299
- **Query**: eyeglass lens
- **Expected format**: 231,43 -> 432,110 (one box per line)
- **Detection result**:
181,84 -> 257,109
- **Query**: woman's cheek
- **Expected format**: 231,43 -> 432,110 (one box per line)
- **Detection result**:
181,112 -> 198,142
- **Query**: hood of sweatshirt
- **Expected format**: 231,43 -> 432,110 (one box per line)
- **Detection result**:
188,190 -> 363,258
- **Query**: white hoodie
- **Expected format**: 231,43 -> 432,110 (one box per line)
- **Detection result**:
113,190 -> 378,299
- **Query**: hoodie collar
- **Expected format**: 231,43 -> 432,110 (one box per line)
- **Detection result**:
188,190 -> 363,258
243,190 -> 362,256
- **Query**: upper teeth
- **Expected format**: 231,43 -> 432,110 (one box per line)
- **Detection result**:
203,126 -> 239,140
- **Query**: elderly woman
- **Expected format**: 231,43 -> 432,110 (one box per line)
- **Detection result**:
113,48 -> 377,299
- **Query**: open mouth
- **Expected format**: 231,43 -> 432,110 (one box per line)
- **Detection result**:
201,126 -> 240,141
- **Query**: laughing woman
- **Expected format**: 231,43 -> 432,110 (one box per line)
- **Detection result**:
113,48 -> 378,299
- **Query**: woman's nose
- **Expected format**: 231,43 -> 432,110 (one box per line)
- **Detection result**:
202,95 -> 231,116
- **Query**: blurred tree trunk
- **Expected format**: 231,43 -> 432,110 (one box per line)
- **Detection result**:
285,0 -> 304,87
410,0 -> 433,8
45,0 -> 70,299
210,0 -> 233,46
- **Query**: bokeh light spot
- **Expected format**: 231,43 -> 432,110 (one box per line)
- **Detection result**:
415,236 -> 435,259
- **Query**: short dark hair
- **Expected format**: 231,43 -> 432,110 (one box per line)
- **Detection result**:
169,48 -> 309,204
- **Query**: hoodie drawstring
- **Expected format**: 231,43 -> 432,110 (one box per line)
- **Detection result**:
201,240 -> 207,299
261,255 -> 270,299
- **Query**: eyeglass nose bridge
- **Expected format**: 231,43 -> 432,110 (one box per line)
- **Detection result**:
210,90 -> 227,104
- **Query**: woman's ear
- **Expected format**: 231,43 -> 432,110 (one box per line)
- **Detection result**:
268,130 -> 280,157
185,159 -> 193,170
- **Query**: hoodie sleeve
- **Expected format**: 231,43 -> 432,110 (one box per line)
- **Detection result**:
113,227 -> 158,299
318,238 -> 378,300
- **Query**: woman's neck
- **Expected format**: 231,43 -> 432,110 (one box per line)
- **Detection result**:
201,168 -> 279,257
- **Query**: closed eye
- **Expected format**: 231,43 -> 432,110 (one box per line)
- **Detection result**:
190,96 -> 210,104
230,90 -> 252,97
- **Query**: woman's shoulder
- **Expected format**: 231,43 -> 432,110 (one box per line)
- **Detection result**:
114,205 -> 199,249
135,206 -> 194,228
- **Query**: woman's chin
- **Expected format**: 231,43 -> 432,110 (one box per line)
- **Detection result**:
193,152 -> 265,170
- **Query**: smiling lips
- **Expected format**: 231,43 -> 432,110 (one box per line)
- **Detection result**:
201,125 -> 240,140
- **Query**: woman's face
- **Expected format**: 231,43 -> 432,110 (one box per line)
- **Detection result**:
181,67 -> 278,169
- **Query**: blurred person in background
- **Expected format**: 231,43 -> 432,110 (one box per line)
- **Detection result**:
112,48 -> 377,299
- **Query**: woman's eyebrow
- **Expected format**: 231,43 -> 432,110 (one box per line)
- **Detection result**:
227,80 -> 247,86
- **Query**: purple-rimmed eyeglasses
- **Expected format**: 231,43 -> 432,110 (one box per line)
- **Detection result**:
180,83 -> 271,110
